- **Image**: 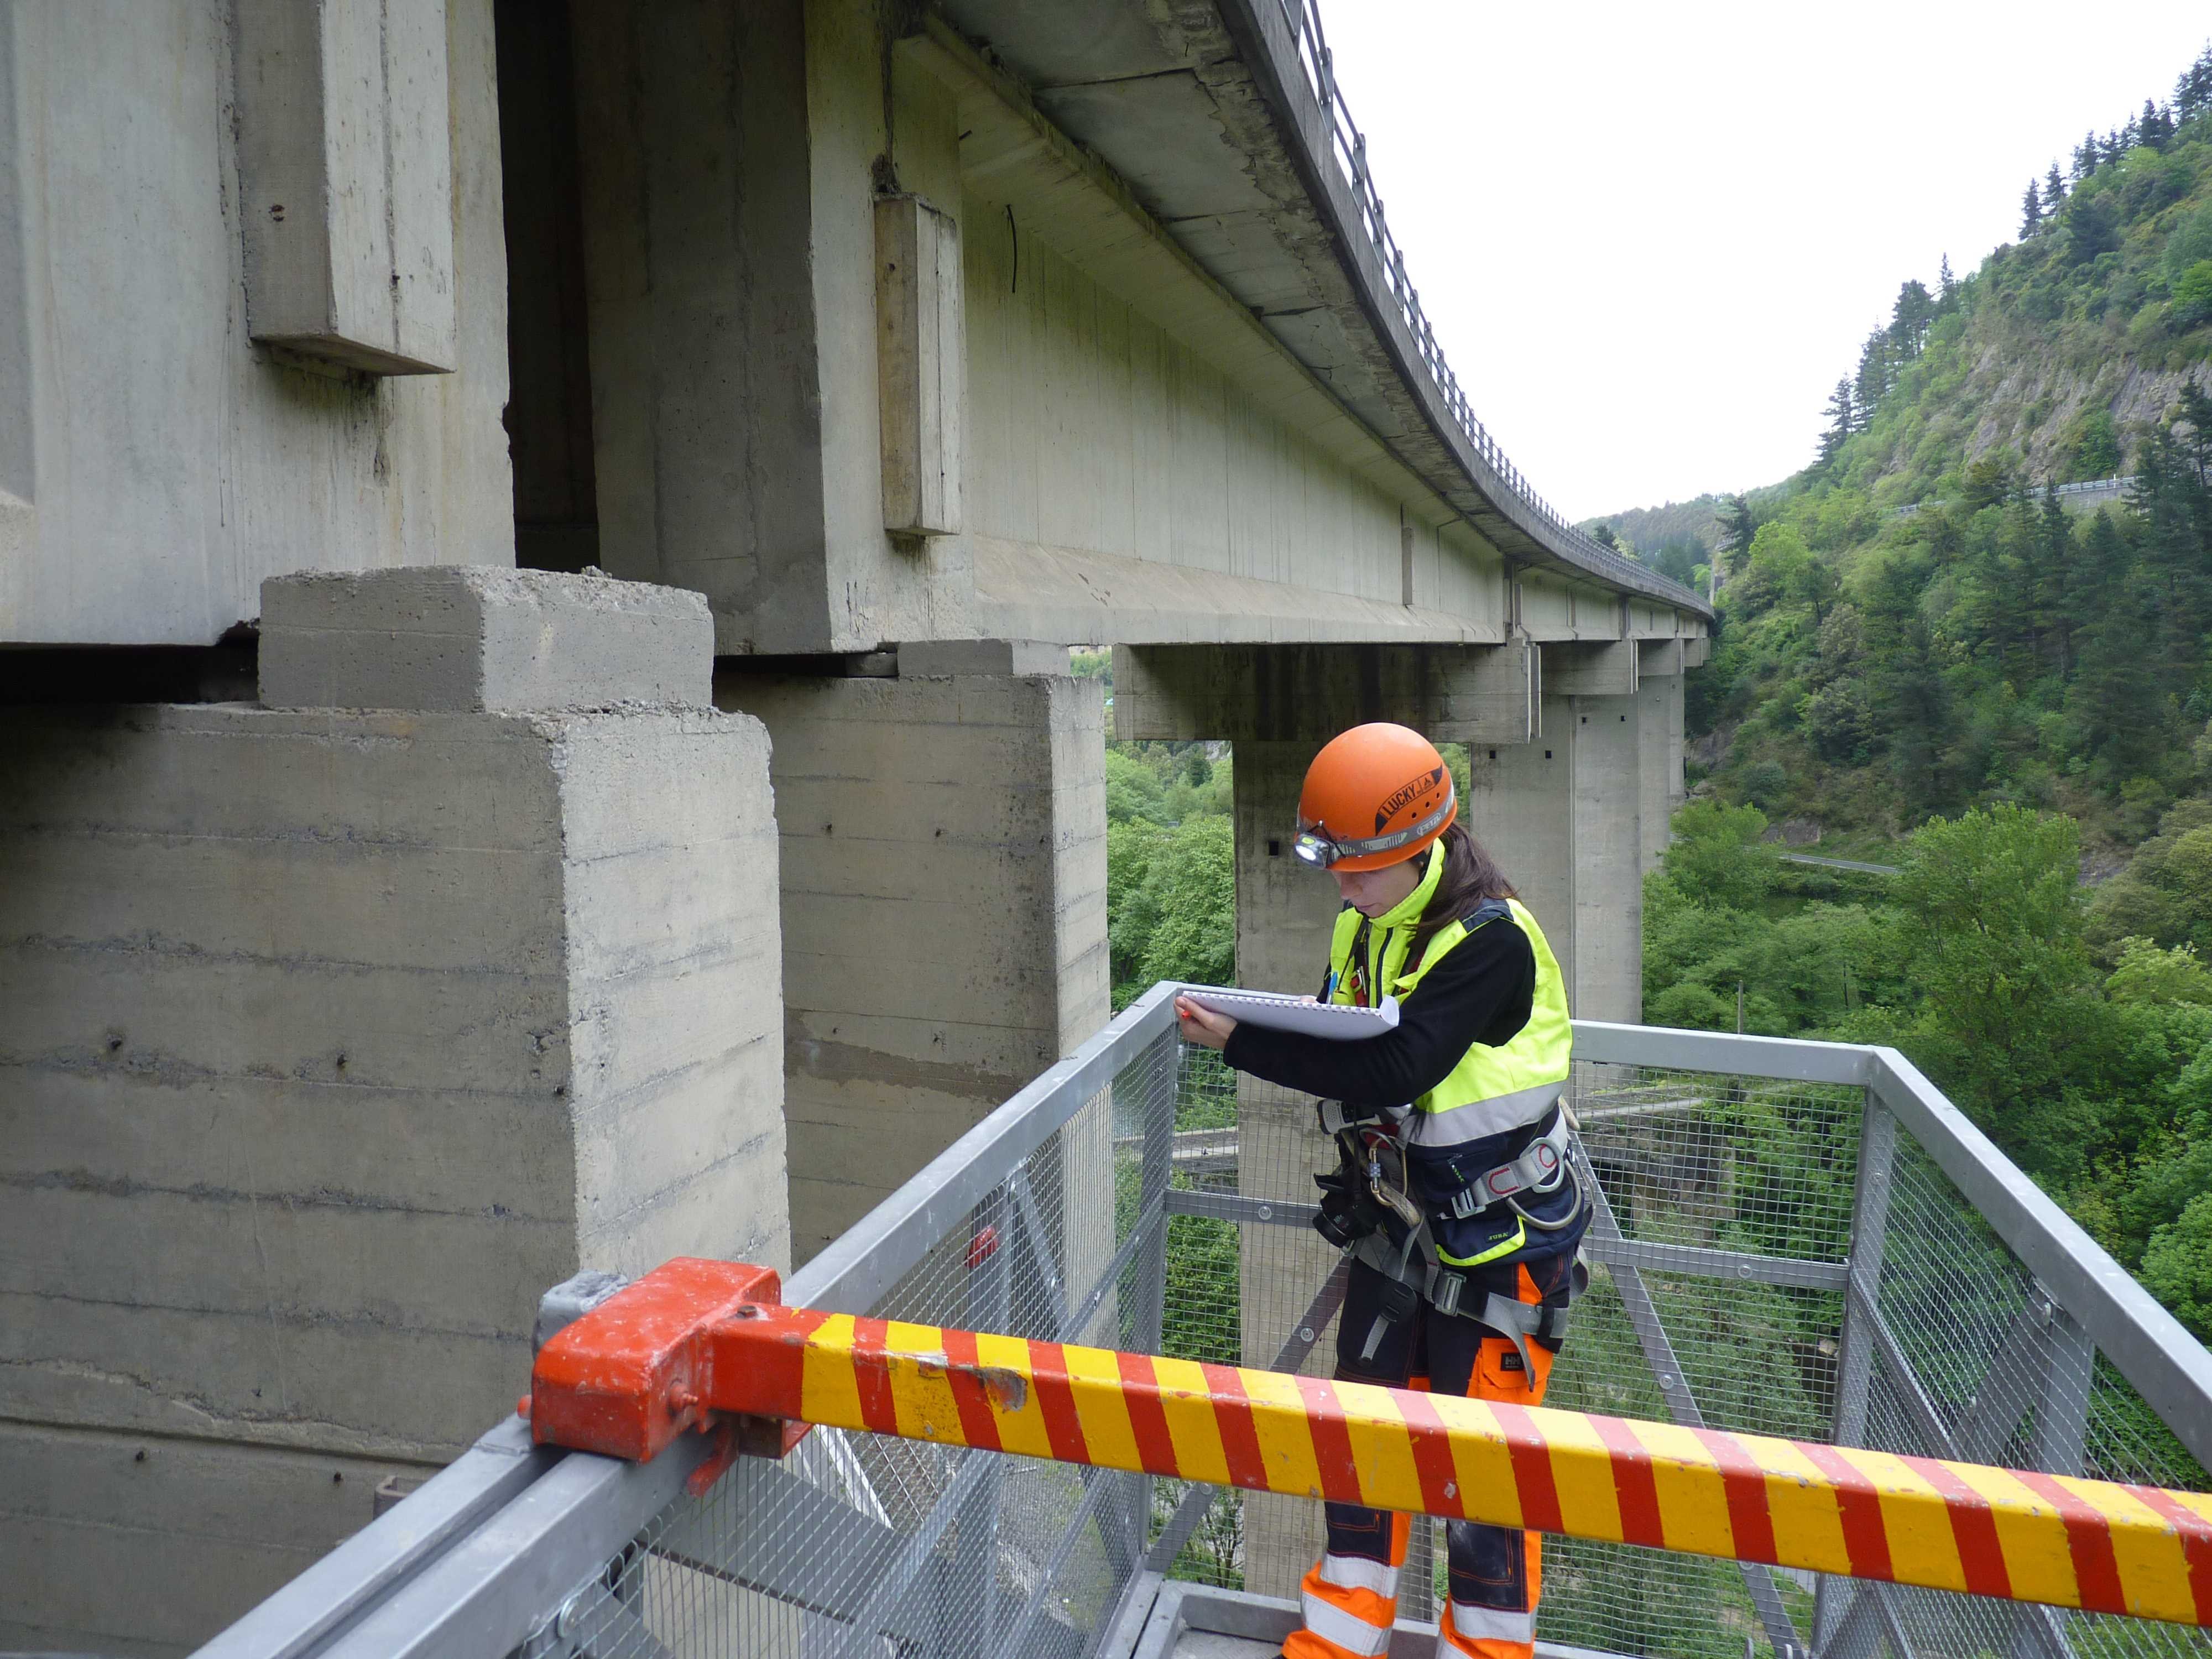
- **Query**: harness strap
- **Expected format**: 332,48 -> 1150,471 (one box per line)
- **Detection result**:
1435,1109 -> 1578,1221
1349,1233 -> 1590,1375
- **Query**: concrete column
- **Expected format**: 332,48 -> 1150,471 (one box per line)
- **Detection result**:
719,650 -> 1108,1265
1666,672 -> 1687,823
0,568 -> 787,1656
1232,740 -> 1340,997
1572,695 -> 1645,1025
1460,698 -> 1578,1008
1636,674 -> 1673,873
1230,740 -> 1343,1597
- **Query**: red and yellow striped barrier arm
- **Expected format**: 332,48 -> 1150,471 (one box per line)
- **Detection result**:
529,1258 -> 2212,1628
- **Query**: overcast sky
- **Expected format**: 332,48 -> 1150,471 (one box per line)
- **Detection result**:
1317,2 -> 2212,523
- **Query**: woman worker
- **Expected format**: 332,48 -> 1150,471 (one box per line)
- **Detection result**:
1175,722 -> 1589,1659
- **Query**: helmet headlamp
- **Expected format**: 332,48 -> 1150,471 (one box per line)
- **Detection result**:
1292,780 -> 1455,873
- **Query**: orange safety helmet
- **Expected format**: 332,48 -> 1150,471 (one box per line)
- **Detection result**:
1294,723 -> 1457,872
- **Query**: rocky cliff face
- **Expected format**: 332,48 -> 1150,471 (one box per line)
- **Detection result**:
1953,348 -> 2211,477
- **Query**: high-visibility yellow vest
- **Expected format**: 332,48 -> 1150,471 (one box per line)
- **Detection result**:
1325,847 -> 1573,1152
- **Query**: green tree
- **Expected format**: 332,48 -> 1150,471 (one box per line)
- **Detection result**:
2140,1193 -> 2212,1341
1659,800 -> 1777,911
2071,409 -> 2122,479
2021,179 -> 2044,237
2174,260 -> 2212,325
2107,937 -> 2212,1004
1891,806 -> 2100,1169
1108,816 -> 1235,1008
1131,818 -> 1236,994
1714,493 -> 1759,580
1818,379 -> 1855,467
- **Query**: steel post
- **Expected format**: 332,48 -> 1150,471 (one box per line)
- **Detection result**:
1815,1095 -> 1896,1659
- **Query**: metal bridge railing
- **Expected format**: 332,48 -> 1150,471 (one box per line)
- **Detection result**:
1250,0 -> 1687,605
200,990 -> 2212,1659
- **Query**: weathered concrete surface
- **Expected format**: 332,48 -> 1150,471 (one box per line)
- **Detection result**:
234,0 -> 458,375
1462,705 -> 1578,1008
896,637 -> 1068,677
1572,696 -> 1645,1025
0,0 -> 512,644
1117,643 -> 1533,745
1634,646 -> 1687,872
568,0 -> 832,654
1231,740 -> 1337,999
0,679 -> 785,1652
260,566 -> 713,712
0,1421 -> 428,1659
1543,639 -> 1639,698
718,666 -> 1107,1262
569,0 -> 975,656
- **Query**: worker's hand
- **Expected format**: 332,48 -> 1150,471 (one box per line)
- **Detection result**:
1175,995 -> 1238,1051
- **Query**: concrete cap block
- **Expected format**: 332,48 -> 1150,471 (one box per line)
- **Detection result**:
259,567 -> 713,712
896,638 -> 1069,678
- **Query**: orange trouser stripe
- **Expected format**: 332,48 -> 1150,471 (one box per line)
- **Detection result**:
702,1304 -> 2212,1627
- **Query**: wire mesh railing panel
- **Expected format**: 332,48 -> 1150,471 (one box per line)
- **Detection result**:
1150,1056 -> 1871,1653
1572,1062 -> 1863,1264
491,1015 -> 2210,1659
1837,1118 -> 2212,1659
1526,1066 -> 1860,1657
524,1022 -> 1186,1659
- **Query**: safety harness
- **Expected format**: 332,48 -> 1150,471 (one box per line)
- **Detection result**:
1338,1112 -> 1592,1373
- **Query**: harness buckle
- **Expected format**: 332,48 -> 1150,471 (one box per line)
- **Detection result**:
1429,1269 -> 1464,1319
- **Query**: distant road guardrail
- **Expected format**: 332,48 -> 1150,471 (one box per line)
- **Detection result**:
1781,853 -> 1900,874
1892,477 -> 2136,520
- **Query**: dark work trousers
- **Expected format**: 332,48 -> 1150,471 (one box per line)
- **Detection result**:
1288,1250 -> 1576,1659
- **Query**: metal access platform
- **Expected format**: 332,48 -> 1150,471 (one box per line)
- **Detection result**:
199,983 -> 2212,1659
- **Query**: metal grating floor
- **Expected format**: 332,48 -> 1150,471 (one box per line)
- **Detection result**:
1107,1573 -> 1642,1659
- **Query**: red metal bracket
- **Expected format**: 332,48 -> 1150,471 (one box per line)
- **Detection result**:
529,1256 -> 810,1464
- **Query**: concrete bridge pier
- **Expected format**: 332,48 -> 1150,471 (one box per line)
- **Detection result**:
0,568 -> 789,1653
717,643 -> 1110,1268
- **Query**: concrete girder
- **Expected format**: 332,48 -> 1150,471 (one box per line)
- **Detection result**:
1115,642 -> 1536,747
1542,640 -> 1640,700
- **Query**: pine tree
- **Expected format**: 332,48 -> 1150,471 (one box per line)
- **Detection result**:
2069,511 -> 2164,785
2178,47 -> 2212,124
2021,180 -> 2044,238
2142,98 -> 2168,150
1938,253 -> 1956,302
2043,162 -> 2066,216
1818,379 -> 1855,467
1854,325 -> 1893,419
2032,483 -> 2075,678
1715,494 -> 1759,583
2073,133 -> 2098,181
1890,279 -> 1936,360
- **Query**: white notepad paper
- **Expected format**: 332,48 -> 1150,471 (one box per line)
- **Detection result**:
1181,988 -> 1400,1040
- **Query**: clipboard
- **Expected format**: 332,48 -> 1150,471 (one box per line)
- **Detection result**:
1180,988 -> 1400,1040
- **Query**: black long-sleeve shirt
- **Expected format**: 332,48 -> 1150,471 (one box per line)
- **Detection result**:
1221,910 -> 1537,1113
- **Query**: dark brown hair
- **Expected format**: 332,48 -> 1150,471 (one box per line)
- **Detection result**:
1409,822 -> 1515,966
